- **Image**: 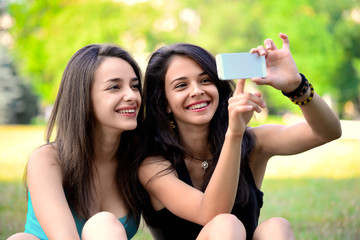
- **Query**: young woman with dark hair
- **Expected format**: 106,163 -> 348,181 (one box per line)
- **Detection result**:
8,44 -> 143,240
136,33 -> 341,239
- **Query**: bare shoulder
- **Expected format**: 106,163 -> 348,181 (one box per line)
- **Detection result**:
138,156 -> 174,186
140,155 -> 172,169
27,144 -> 60,173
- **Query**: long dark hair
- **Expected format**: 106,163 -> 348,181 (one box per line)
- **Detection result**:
45,44 -> 143,223
137,43 -> 255,220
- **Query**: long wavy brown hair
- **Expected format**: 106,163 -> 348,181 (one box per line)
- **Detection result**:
44,44 -> 143,223
136,43 -> 255,225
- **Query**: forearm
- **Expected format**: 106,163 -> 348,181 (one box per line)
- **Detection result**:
298,92 -> 341,142
200,132 -> 242,222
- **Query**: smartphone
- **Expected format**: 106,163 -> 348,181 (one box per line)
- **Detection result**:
216,52 -> 267,80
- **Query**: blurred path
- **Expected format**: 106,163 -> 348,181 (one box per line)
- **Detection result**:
266,120 -> 360,179
0,121 -> 359,181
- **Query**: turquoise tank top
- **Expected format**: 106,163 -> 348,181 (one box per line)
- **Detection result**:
24,192 -> 138,239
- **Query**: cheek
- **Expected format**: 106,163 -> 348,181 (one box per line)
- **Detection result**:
166,95 -> 183,114
135,92 -> 142,105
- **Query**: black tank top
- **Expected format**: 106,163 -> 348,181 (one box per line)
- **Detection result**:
145,159 -> 264,240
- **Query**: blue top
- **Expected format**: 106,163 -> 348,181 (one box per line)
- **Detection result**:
24,192 -> 138,239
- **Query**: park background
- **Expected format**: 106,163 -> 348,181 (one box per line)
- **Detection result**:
0,0 -> 359,239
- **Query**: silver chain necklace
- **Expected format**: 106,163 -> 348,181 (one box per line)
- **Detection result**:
185,153 -> 212,170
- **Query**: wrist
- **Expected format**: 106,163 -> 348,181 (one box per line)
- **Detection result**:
225,129 -> 245,139
281,73 -> 305,96
282,73 -> 315,106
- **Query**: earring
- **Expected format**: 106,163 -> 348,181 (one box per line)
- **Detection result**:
169,121 -> 175,129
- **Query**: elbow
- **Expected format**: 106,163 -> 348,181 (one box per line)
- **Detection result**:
199,208 -> 232,226
320,123 -> 342,143
329,121 -> 342,141
333,126 -> 342,140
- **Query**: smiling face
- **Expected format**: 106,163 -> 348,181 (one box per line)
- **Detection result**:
91,56 -> 141,134
164,56 -> 219,128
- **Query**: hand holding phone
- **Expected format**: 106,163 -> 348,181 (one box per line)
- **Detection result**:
216,52 -> 267,80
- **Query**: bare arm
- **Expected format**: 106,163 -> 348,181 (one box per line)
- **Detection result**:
248,33 -> 341,187
27,145 -> 80,240
253,92 -> 341,157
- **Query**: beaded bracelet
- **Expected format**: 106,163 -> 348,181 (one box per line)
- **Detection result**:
291,81 -> 310,100
282,73 -> 315,106
290,83 -> 314,105
282,73 -> 307,98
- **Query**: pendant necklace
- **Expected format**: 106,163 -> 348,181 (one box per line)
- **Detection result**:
185,153 -> 212,171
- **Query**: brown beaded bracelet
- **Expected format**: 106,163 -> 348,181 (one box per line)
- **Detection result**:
282,73 -> 307,98
290,82 -> 314,105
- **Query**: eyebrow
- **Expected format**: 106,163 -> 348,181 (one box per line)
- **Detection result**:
169,71 -> 208,85
104,77 -> 139,83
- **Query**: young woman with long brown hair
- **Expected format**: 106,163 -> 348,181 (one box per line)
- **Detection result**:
136,33 -> 341,240
8,44 -> 143,240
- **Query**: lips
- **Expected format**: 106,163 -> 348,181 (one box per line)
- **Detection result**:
186,101 -> 209,110
116,107 -> 137,115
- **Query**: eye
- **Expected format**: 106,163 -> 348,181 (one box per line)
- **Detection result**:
131,83 -> 140,90
200,77 -> 212,84
175,82 -> 187,89
108,85 -> 120,90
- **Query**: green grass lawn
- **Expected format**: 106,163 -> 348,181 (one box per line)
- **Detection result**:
2,179 -> 359,239
1,124 -> 359,239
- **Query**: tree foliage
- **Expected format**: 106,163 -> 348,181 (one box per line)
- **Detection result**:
6,0 -> 360,118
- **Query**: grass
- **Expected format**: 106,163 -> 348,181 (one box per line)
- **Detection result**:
1,124 -> 359,239
259,178 -> 360,240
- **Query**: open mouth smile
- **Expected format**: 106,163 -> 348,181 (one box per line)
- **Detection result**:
187,101 -> 209,111
116,109 -> 135,114
116,107 -> 137,116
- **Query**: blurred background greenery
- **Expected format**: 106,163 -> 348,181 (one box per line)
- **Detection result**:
0,0 -> 360,239
0,0 -> 359,122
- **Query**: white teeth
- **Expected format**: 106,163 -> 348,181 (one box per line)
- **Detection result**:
117,109 -> 135,114
188,102 -> 208,110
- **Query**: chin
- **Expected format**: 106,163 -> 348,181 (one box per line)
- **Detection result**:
121,123 -> 138,131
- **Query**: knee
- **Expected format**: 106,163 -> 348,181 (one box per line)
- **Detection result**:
254,217 -> 295,240
82,212 -> 127,239
84,211 -> 119,227
211,213 -> 244,230
7,233 -> 40,240
201,214 -> 246,240
264,217 -> 292,229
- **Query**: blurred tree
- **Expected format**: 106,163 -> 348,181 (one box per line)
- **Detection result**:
0,0 -> 38,124
0,45 -> 39,124
7,0 -> 161,104
6,0 -> 360,118
176,0 -> 360,117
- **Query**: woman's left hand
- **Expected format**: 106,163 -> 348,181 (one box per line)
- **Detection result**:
250,33 -> 302,93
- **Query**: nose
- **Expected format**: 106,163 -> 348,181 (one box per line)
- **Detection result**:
190,83 -> 204,97
123,86 -> 137,102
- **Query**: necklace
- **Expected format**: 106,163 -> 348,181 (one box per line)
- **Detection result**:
185,153 -> 212,171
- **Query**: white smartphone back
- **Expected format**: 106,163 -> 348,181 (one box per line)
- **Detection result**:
216,52 -> 267,80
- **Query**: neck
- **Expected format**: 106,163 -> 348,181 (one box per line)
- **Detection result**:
178,123 -> 211,160
93,127 -> 121,164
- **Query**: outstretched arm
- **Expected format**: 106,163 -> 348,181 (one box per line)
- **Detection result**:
249,33 -> 341,183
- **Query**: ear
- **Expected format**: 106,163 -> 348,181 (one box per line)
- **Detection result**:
165,101 -> 172,114
166,105 -> 171,114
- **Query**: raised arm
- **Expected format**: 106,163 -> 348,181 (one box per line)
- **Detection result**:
249,33 -> 341,160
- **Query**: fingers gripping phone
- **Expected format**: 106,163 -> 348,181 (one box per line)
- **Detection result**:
216,52 -> 267,80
